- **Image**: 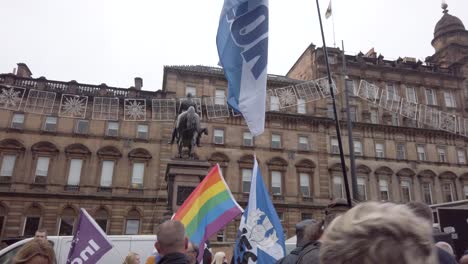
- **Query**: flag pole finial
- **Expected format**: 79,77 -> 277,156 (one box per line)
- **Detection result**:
441,1 -> 448,13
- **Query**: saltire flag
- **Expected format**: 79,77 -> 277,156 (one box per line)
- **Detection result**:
173,164 -> 243,261
216,0 -> 269,136
234,157 -> 285,263
325,0 -> 332,19
67,208 -> 113,264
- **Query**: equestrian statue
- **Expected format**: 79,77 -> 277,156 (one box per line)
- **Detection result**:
168,93 -> 208,159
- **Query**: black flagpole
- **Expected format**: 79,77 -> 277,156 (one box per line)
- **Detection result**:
315,0 -> 352,207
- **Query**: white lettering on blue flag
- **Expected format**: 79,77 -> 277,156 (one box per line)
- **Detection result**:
233,157 -> 285,263
217,0 -> 268,136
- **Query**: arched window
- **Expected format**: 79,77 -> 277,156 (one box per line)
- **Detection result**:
356,165 -> 371,201
0,139 -> 25,183
396,168 -> 415,203
128,148 -> 152,191
97,146 -> 122,192
375,166 -> 393,202
125,209 -> 141,235
95,208 -> 109,234
64,144 -> 91,190
58,207 -> 77,236
0,204 -> 6,237
23,204 -> 42,236
329,163 -> 348,199
439,171 -> 458,203
31,141 -> 59,184
417,170 -> 437,205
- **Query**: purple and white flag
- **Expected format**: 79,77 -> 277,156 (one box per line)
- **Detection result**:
66,208 -> 113,264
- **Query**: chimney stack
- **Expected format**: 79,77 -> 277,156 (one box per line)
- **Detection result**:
16,63 -> 33,78
134,77 -> 143,90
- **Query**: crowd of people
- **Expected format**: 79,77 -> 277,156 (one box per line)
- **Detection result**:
6,200 -> 468,264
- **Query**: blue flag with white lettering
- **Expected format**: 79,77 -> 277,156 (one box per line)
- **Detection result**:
216,0 -> 268,136
233,157 -> 285,263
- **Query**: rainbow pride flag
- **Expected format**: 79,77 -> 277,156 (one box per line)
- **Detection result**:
173,164 -> 243,259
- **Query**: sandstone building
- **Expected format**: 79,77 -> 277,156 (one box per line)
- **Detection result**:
1,4 -> 468,244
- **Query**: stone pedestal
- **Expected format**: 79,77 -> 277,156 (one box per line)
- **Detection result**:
165,159 -> 212,213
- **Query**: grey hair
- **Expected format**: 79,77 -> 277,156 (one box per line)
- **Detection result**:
320,202 -> 437,264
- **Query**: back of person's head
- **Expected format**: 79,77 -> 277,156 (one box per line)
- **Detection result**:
303,219 -> 324,243
320,202 -> 437,264
324,198 -> 351,229
295,219 -> 316,247
435,241 -> 454,256
406,201 -> 433,223
211,251 -> 226,264
155,220 -> 187,256
460,254 -> 468,264
123,252 -> 140,264
13,239 -> 56,264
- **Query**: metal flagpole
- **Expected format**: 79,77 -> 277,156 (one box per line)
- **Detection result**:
331,0 -> 336,47
315,0 -> 352,207
341,40 -> 359,201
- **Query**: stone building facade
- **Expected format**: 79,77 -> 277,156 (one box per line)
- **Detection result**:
0,4 -> 468,244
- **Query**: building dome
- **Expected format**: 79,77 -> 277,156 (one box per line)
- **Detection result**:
434,7 -> 465,38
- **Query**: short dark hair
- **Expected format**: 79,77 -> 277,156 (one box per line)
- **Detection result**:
406,202 -> 433,223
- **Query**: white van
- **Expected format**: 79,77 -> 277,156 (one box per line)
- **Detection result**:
0,235 -> 157,264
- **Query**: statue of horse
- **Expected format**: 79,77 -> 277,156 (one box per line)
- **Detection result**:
176,106 -> 200,159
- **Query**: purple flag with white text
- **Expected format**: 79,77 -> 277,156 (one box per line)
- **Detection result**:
66,208 -> 113,264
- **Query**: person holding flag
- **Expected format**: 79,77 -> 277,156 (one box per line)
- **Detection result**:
234,157 -> 286,263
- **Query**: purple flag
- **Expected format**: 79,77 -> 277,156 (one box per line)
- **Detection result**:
67,208 -> 113,264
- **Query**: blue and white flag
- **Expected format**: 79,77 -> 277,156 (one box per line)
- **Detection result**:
67,208 -> 113,264
216,0 -> 269,136
234,157 -> 285,263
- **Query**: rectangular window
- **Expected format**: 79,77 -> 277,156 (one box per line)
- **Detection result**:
297,99 -> 306,114
425,88 -> 437,105
370,109 -> 379,124
100,161 -> 115,187
298,136 -> 309,151
125,219 -> 140,235
406,87 -> 417,103
349,106 -> 357,122
387,83 -> 399,101
391,113 -> 400,126
136,124 -> 148,140
421,182 -> 433,204
270,96 -> 280,111
299,173 -> 310,197
345,79 -> 356,96
35,157 -> 50,177
396,144 -> 406,160
444,91 -> 456,107
379,179 -> 389,201
357,177 -> 367,201
301,213 -> 312,221
272,134 -> 281,149
216,230 -> 225,242
242,169 -> 252,193
214,129 -> 224,144
442,183 -> 454,203
333,175 -> 344,198
327,104 -> 334,118
331,138 -> 339,154
67,159 -> 83,186
58,216 -> 75,235
375,142 -> 385,158
75,120 -> 89,134
11,113 -> 25,129
458,149 -> 466,164
243,132 -> 253,146
106,122 -> 119,137
464,185 -> 468,199
271,171 -> 282,195
437,147 -> 447,162
185,86 -> 196,96
401,180 -> 412,203
417,145 -> 426,161
0,155 -> 16,177
131,163 -> 145,189
215,89 -> 225,105
43,116 -> 57,132
23,217 -> 40,236
353,140 -> 362,156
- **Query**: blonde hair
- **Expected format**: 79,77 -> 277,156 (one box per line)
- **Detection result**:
13,239 -> 56,264
320,202 -> 437,264
211,251 -> 226,264
123,252 -> 140,264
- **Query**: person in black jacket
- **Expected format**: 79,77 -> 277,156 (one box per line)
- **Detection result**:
276,219 -> 320,264
155,220 -> 190,264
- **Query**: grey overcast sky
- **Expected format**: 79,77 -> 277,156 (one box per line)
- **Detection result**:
1,0 -> 467,91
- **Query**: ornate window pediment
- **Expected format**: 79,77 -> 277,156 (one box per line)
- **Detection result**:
65,144 -> 91,157
97,146 -> 122,159
417,169 -> 436,178
295,159 -> 315,173
0,139 -> 25,153
31,141 -> 59,155
267,157 -> 287,171
376,166 -> 394,176
208,152 -> 229,168
329,163 -> 348,172
439,171 -> 457,180
238,154 -> 255,169
356,164 -> 371,174
128,148 -> 152,161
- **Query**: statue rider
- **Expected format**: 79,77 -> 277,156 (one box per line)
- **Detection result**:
169,93 -> 199,145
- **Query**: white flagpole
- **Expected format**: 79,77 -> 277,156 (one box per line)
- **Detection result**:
331,0 -> 336,47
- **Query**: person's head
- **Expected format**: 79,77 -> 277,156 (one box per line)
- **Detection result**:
34,229 -> 47,242
211,251 -> 226,264
123,252 -> 140,264
185,241 -> 199,264
460,254 -> 468,264
406,201 -> 433,223
187,93 -> 193,98
295,219 -> 322,247
155,220 -> 188,256
435,241 -> 454,256
324,198 -> 351,229
320,202 -> 437,264
13,239 -> 56,264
